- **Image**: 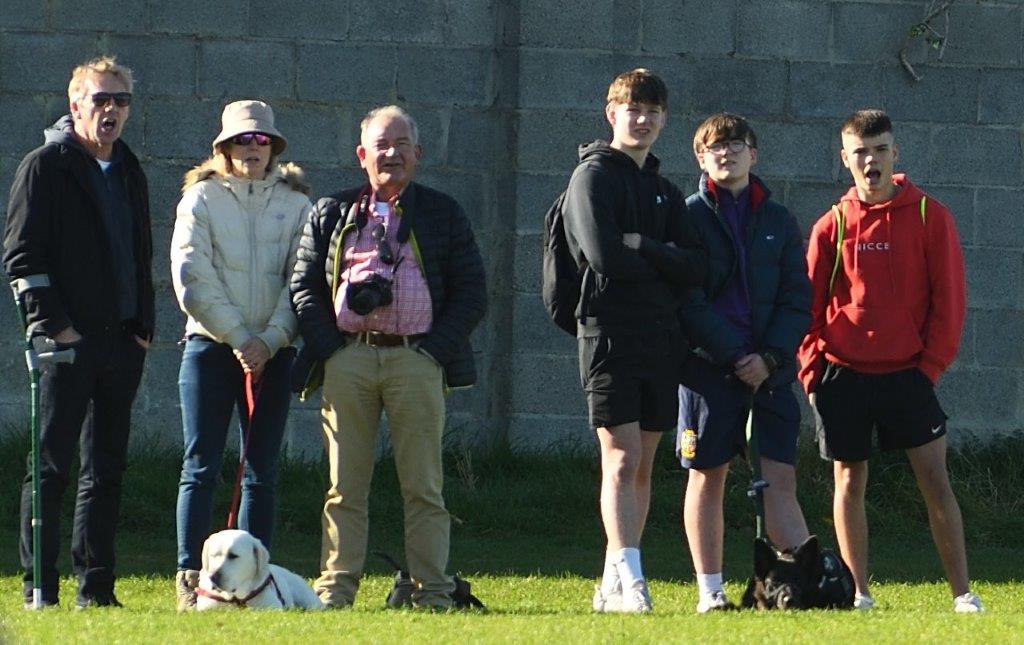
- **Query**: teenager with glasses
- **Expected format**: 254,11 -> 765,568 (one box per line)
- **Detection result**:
4,55 -> 155,610
170,100 -> 312,611
676,113 -> 812,613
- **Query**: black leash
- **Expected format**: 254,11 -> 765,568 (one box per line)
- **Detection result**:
745,390 -> 769,540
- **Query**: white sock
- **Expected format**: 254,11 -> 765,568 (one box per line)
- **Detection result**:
600,552 -> 620,593
613,548 -> 644,589
697,572 -> 724,598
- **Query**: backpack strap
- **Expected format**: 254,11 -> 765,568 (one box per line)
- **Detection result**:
828,203 -> 845,296
826,195 -> 927,296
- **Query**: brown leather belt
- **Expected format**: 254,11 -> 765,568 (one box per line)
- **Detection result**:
347,331 -> 426,348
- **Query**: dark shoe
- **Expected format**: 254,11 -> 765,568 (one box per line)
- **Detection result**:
76,593 -> 123,609
23,599 -> 58,610
176,570 -> 200,612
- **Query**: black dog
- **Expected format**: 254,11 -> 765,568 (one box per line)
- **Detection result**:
373,551 -> 485,610
742,536 -> 855,610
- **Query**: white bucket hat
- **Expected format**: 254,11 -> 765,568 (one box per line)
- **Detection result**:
213,100 -> 287,155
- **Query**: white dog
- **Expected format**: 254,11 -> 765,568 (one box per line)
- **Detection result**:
196,529 -> 324,610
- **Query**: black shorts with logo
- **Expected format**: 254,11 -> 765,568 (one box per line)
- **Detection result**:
578,327 -> 683,432
812,361 -> 947,462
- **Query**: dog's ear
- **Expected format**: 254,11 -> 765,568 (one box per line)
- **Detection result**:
201,534 -> 211,572
794,535 -> 820,571
754,538 -> 777,579
253,538 -> 270,580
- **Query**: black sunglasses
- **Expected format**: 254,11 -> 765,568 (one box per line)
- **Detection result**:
371,223 -> 394,265
87,92 -> 132,108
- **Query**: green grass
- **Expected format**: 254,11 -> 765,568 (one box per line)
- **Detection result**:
0,432 -> 1022,642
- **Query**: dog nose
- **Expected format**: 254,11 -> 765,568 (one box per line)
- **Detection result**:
210,570 -> 221,588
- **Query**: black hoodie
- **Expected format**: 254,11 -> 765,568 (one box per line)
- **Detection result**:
561,140 -> 705,334
3,115 -> 154,339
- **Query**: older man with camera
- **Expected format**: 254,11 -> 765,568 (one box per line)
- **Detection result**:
290,105 -> 486,609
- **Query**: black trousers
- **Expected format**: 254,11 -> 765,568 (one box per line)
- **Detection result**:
20,327 -> 145,603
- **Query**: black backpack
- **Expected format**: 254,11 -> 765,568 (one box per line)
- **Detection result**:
541,190 -> 585,336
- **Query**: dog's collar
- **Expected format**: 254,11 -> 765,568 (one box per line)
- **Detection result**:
197,573 -> 285,608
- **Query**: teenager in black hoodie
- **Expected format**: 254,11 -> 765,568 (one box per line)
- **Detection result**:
562,69 -> 705,613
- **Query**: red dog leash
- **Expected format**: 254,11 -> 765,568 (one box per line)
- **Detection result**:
226,372 -> 261,529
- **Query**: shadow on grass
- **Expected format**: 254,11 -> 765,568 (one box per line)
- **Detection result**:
0,431 -> 1021,585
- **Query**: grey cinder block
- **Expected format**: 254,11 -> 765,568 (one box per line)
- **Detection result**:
736,0 -> 831,61
349,0 -> 445,44
519,0 -> 618,49
396,47 -> 491,106
152,0 -> 249,37
297,44 -> 395,103
642,0 -> 738,56
199,41 -> 295,101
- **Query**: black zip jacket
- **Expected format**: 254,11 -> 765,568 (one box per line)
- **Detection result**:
290,182 -> 486,389
679,173 -> 810,388
3,116 -> 155,339
562,140 -> 706,334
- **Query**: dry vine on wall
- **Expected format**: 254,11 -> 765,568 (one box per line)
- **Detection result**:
899,0 -> 957,82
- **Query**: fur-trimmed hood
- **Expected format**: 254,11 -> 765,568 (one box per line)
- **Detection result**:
182,160 -> 311,195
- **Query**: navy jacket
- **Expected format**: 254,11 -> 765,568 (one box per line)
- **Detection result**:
679,174 -> 810,389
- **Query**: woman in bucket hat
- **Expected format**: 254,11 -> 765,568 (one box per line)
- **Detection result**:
170,100 -> 312,610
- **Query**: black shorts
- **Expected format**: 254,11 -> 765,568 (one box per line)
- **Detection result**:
676,356 -> 801,470
812,362 -> 947,462
578,328 -> 682,432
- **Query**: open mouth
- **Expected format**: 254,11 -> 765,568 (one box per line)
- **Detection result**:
100,117 -> 117,133
865,169 -> 882,182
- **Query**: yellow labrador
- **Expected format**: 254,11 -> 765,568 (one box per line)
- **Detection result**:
196,529 -> 324,610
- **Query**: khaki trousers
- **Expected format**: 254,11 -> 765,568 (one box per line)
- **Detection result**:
314,341 -> 454,607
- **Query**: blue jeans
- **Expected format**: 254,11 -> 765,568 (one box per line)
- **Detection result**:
175,336 -> 294,571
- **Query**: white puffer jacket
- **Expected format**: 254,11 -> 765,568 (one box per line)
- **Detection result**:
171,162 -> 312,355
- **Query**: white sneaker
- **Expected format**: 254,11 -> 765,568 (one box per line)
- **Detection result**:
621,579 -> 652,613
696,590 -> 733,613
592,580 -> 623,612
954,592 -> 984,613
854,593 -> 875,611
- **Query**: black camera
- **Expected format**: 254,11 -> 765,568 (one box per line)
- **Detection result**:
346,274 -> 394,315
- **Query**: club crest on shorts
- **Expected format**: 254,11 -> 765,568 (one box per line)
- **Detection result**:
681,428 -> 697,460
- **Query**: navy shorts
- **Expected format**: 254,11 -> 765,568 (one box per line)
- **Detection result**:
578,328 -> 683,432
676,356 -> 801,470
812,362 -> 947,462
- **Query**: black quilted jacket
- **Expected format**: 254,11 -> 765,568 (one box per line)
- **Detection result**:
290,182 -> 486,391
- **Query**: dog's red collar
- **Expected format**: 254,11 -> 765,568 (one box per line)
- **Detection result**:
197,574 -> 285,608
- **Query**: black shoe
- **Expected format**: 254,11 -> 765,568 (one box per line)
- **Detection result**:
76,593 -> 123,609
23,599 -> 58,610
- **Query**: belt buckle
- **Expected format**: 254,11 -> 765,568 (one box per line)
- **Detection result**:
363,331 -> 380,347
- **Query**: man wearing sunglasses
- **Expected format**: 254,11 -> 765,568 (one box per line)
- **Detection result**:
291,105 -> 486,610
4,56 -> 153,610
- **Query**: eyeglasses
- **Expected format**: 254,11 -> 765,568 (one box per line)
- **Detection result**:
231,132 -> 272,146
87,92 -> 132,108
706,140 -> 750,154
371,223 -> 394,265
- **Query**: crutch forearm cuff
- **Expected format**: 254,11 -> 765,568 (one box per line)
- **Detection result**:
11,275 -> 51,294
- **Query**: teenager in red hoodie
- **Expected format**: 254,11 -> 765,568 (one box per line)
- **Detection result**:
798,109 -> 982,613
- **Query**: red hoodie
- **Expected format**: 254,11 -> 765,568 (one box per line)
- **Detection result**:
798,174 -> 966,392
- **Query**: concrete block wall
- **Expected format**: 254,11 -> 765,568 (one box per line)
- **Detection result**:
0,1 -> 1021,457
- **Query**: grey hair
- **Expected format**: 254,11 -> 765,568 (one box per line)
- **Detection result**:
360,105 -> 419,145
